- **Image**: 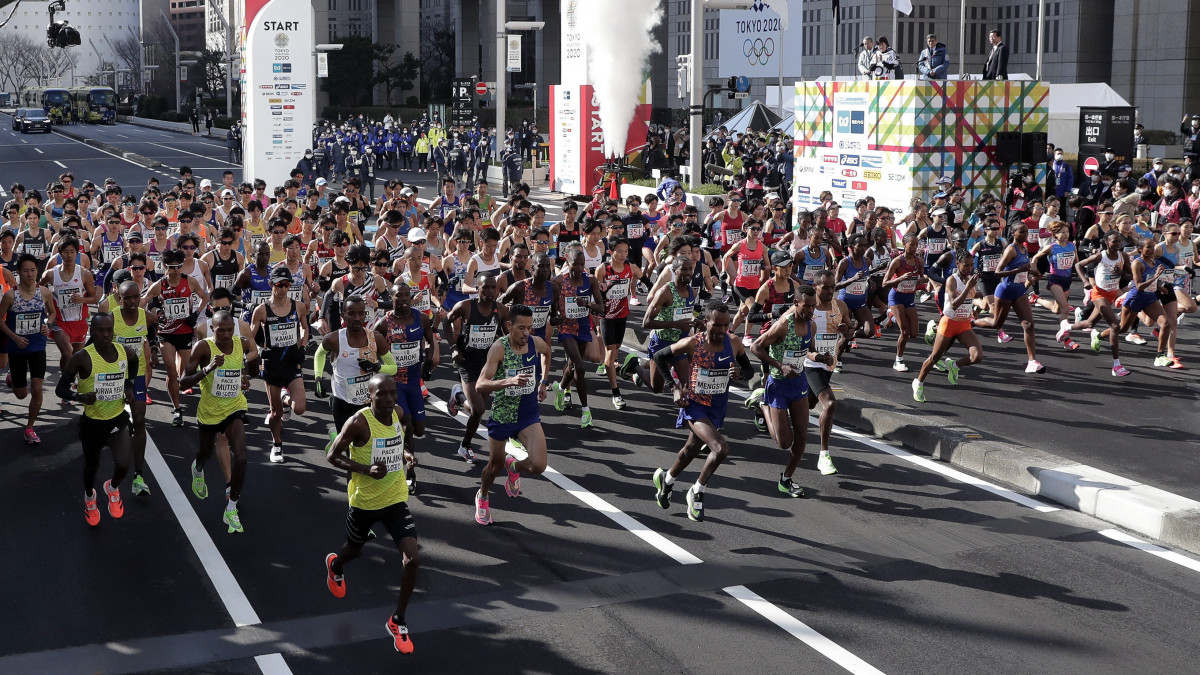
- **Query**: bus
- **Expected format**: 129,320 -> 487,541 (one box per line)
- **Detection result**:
21,87 -> 71,124
0,92 -> 11,107
69,86 -> 117,124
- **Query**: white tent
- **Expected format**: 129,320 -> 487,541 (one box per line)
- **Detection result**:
1046,83 -> 1132,154
772,112 -> 795,135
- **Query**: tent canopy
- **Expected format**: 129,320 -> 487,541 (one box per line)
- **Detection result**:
772,112 -> 794,135
1046,83 -> 1133,154
708,101 -> 783,139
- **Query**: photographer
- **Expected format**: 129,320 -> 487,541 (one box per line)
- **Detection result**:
1003,167 -> 1043,225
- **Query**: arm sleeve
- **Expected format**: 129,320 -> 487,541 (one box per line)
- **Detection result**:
314,342 -> 328,378
378,349 -> 397,376
55,374 -> 78,401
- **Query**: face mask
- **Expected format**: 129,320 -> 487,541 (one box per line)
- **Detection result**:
1193,187 -> 1199,195
1023,176 -> 1033,184
1165,189 -> 1176,197
305,153 -> 313,159
1054,153 -> 1063,161
1103,180 -> 1112,186
1139,188 -> 1149,195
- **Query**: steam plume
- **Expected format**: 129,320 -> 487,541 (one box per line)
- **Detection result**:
580,0 -> 663,158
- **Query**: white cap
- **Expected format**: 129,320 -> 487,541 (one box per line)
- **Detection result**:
220,188 -> 235,197
935,176 -> 952,185
400,187 -> 414,196
931,207 -> 948,216
200,179 -> 212,188
407,227 -> 427,242
316,177 -> 327,186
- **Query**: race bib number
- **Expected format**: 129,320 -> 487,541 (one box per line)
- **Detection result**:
1014,271 -> 1029,285
815,333 -> 839,354
802,265 -> 824,283
740,259 -> 761,278
250,234 -> 266,248
15,312 -> 41,335
94,372 -> 125,402
781,349 -> 805,368
725,229 -> 744,246
468,324 -> 497,349
250,290 -> 272,307
57,286 -> 81,309
412,289 -> 431,312
391,341 -> 420,367
531,305 -> 550,329
372,428 -> 406,473
672,306 -> 692,322
897,279 -> 917,293
24,243 -> 45,259
565,296 -> 589,319
1055,252 -> 1076,270
346,373 -> 370,404
214,274 -> 236,290
847,280 -> 868,295
269,320 -> 298,347
606,278 -> 630,300
287,286 -> 303,302
627,221 -> 645,239
1097,267 -> 1121,291
212,368 -> 242,398
1027,230 -> 1040,245
695,367 -> 730,395
103,244 -> 122,264
925,239 -> 947,254
504,365 -> 535,397
981,255 -> 1001,272
163,296 -> 190,320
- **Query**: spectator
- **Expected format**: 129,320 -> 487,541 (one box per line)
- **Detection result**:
983,28 -> 1009,80
502,141 -> 524,197
296,150 -> 317,186
917,34 -> 949,79
205,109 -> 215,136
1182,114 -> 1200,161
1134,123 -> 1147,147
225,125 -> 238,162
1050,146 -> 1074,199
1143,157 -> 1165,192
190,107 -> 200,133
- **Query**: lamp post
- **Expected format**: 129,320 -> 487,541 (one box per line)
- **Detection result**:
160,11 -> 182,112
314,43 -> 343,122
496,19 -> 544,163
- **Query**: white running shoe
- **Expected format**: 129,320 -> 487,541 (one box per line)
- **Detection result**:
817,454 -> 838,476
1025,360 -> 1046,374
892,358 -> 909,372
1055,319 -> 1071,343
1125,333 -> 1147,345
269,445 -> 284,463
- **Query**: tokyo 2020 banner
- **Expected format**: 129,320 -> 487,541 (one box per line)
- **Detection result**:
716,0 -> 801,79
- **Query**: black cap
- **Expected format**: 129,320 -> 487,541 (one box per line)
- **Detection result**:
769,250 -> 794,266
126,231 -> 143,242
270,266 -> 293,283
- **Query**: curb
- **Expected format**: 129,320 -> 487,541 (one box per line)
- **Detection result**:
54,126 -> 162,169
618,323 -> 1200,557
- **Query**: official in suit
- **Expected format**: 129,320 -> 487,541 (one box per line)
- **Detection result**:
982,29 -> 1008,81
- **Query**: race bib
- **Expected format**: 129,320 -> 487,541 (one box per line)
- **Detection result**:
269,320 -> 298,347
372,428 -> 406,473
695,367 -> 730,395
897,279 -> 917,293
531,304 -> 550,329
847,280 -> 868,295
504,365 -> 535,397
391,341 -> 420,367
24,243 -> 45,259
802,265 -> 824,283
672,306 -> 692,322
781,349 -> 805,368
250,289 -> 272,307
214,274 -> 236,290
163,296 -> 190,320
606,278 -> 630,300
287,286 -> 303,302
725,229 -> 744,246
1014,271 -> 1029,285
565,296 -> 589,319
148,252 -> 162,273
627,222 -> 645,239
412,288 -> 431,312
212,368 -> 242,398
1097,267 -> 1120,291
468,324 -> 497,349
926,239 -> 947,254
345,373 -> 370,404
815,332 -> 839,354
15,312 -> 41,335
94,371 -> 125,402
1055,252 -> 1076,270
1027,230 -> 1040,245
103,244 -> 122,264
740,259 -> 761,278
56,286 -> 81,309
117,335 -> 143,349
981,255 -> 1001,272
949,300 -> 973,320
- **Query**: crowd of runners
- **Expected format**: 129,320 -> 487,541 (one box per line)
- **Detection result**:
4,152 -> 1195,653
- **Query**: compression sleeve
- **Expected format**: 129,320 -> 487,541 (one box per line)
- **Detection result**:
378,350 -> 397,376
314,342 -> 328,377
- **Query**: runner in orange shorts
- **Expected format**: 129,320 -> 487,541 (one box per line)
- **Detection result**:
912,255 -> 983,402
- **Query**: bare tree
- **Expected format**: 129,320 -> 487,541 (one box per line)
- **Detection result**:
19,45 -> 80,87
419,18 -> 454,100
111,36 -> 145,95
0,34 -> 37,93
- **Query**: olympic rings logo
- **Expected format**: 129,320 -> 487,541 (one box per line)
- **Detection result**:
744,38 -> 775,66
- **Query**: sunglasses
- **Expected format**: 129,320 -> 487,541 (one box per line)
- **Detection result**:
222,197 -> 234,201
165,263 -> 184,269
154,226 -> 168,231
272,280 -> 292,287
130,265 -> 146,271
219,239 -> 234,245
351,265 -> 369,272
141,212 -> 154,216
232,226 -> 243,231
372,261 -> 388,267
748,227 -> 763,232
181,245 -> 198,250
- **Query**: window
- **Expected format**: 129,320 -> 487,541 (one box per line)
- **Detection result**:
328,0 -> 335,9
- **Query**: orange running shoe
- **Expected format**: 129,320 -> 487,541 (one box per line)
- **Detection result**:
386,617 -> 414,654
326,553 -> 346,598
104,480 -> 124,519
84,491 -> 100,526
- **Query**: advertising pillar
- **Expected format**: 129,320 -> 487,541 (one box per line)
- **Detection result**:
240,0 -> 315,188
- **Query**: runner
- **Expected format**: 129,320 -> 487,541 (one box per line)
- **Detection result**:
374,282 -> 436,490
56,313 -> 139,526
722,218 -> 769,344
142,248 -> 210,426
499,251 -> 561,345
41,237 -> 98,385
250,266 -> 310,463
972,223 -> 1047,374
180,310 -> 261,533
473,304 -> 552,526
552,244 -> 605,428
593,237 -> 642,409
315,296 -> 397,451
649,301 -> 751,522
202,226 -> 245,293
111,280 -> 160,496
805,270 -> 852,475
747,285 -> 817,497
834,234 -> 876,341
0,254 -> 57,443
913,255 -> 984,402
235,241 -> 274,324
1030,221 -> 1082,350
623,256 -> 697,393
881,233 -> 925,372
323,374 -> 420,654
444,274 -> 507,462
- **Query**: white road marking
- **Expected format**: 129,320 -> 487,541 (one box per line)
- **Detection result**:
54,160 -> 66,168
725,585 -> 887,675
142,433 -> 262,627
34,147 -> 43,153
146,141 -> 236,165
116,133 -> 129,138
1099,529 -> 1200,574
48,130 -> 159,170
253,653 -> 294,674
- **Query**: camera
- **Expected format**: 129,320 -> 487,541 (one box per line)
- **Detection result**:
46,1 -> 80,48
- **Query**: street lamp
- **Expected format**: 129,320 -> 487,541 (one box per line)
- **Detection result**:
495,17 -> 545,162
314,44 -> 343,122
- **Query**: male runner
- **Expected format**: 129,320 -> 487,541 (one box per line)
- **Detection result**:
250,266 -> 310,463
374,282 -> 436,491
802,270 -> 853,476
324,374 -> 420,654
444,273 -> 507,461
0,253 -> 57,443
111,280 -> 160,495
315,296 -> 397,448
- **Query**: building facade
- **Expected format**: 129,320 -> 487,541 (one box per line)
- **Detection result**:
3,0 -> 140,89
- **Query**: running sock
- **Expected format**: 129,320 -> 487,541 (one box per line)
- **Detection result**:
226,498 -> 237,512
692,480 -> 705,494
663,471 -> 676,486
1113,359 -> 1121,368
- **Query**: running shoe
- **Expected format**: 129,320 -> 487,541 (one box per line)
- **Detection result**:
631,372 -> 644,388
596,363 -> 607,376
933,360 -> 946,371
778,475 -> 805,498
474,493 -> 492,525
510,437 -> 524,450
103,480 -> 123,518
1112,364 -> 1131,377
685,486 -> 704,522
834,361 -> 844,374
1125,332 -> 1147,345
652,468 -> 673,509
172,408 -> 184,427
420,381 -> 430,399
1025,360 -> 1046,374
504,455 -> 521,498
817,454 -> 838,476
190,461 -> 208,499
944,357 -> 960,385
182,388 -> 194,396
280,391 -> 294,422
1063,338 -> 1080,351
919,292 -> 932,304
223,508 -> 244,534
23,428 -> 40,445
269,445 -> 284,463
997,330 -> 1012,343
131,474 -> 150,497
1170,357 -> 1185,370
1028,293 -> 1041,304
448,383 -> 463,416
850,339 -> 859,349
84,491 -> 100,526
552,382 -> 567,411
912,379 -> 926,403
892,358 -> 909,372
325,553 -> 346,598
741,335 -> 754,347
924,319 -> 937,345
580,408 -> 593,429
1153,354 -> 1171,367
1091,329 -> 1103,352
1074,306 -> 1084,324
745,387 -> 766,410
873,325 -> 883,339
1056,320 -> 1071,343
612,394 -> 626,410
753,409 -> 768,433
1153,327 -> 1161,339
630,296 -> 641,306
406,465 -> 417,495
386,617 -> 415,654
618,352 -> 639,380
457,444 -> 477,464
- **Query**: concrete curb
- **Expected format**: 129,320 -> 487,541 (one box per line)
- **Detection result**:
115,115 -> 203,137
618,323 -> 1200,556
54,126 -> 162,169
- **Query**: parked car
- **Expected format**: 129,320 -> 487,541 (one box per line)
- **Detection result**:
20,108 -> 50,134
11,108 -> 26,131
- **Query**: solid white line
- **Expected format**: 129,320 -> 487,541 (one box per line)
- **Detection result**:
1098,529 -> 1200,574
142,433 -> 262,627
724,585 -> 887,675
146,141 -> 236,164
49,130 -> 156,170
54,160 -> 66,168
253,653 -> 294,674
116,133 -> 129,139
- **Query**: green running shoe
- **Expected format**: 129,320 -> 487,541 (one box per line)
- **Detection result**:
944,357 -> 960,385
190,461 -> 208,499
745,387 -> 766,410
1090,329 -> 1102,352
685,485 -> 704,522
911,379 -> 926,403
652,468 -> 672,509
580,408 -> 593,429
552,382 -> 566,411
924,319 -> 937,345
754,409 -> 768,433
778,475 -> 804,497
596,363 -> 607,376
619,352 -> 639,379
131,474 -> 151,497
223,508 -> 244,534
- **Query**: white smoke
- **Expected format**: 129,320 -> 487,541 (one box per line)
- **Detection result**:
580,0 -> 663,158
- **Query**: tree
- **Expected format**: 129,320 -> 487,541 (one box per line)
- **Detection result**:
419,19 -> 455,101
375,50 -> 420,106
0,34 -> 36,93
111,36 -> 145,96
198,48 -> 226,99
321,35 -> 375,106
17,44 -> 79,87
85,60 -> 119,87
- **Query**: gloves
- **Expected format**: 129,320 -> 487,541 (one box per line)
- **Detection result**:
358,358 -> 381,374
314,376 -> 329,399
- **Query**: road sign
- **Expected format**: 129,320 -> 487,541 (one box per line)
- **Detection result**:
180,65 -> 188,82
1083,156 -> 1100,177
734,75 -> 750,93
452,79 -> 473,102
733,92 -> 749,99
475,81 -> 488,96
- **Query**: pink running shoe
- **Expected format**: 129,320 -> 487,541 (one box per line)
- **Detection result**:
23,428 -> 40,445
997,330 -> 1013,343
504,455 -> 521,498
1112,365 -> 1131,377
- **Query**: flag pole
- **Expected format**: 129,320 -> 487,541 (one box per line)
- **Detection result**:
831,4 -> 837,81
1035,0 -> 1046,80
958,0 -> 966,78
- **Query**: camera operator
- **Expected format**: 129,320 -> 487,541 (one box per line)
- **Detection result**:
1003,166 -> 1043,225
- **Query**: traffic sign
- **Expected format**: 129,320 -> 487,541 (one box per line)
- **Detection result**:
452,78 -> 473,102
475,81 -> 488,96
734,75 -> 750,93
734,92 -> 749,99
1083,156 -> 1099,176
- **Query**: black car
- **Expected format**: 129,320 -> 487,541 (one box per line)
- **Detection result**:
20,108 -> 50,134
11,108 -> 27,131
